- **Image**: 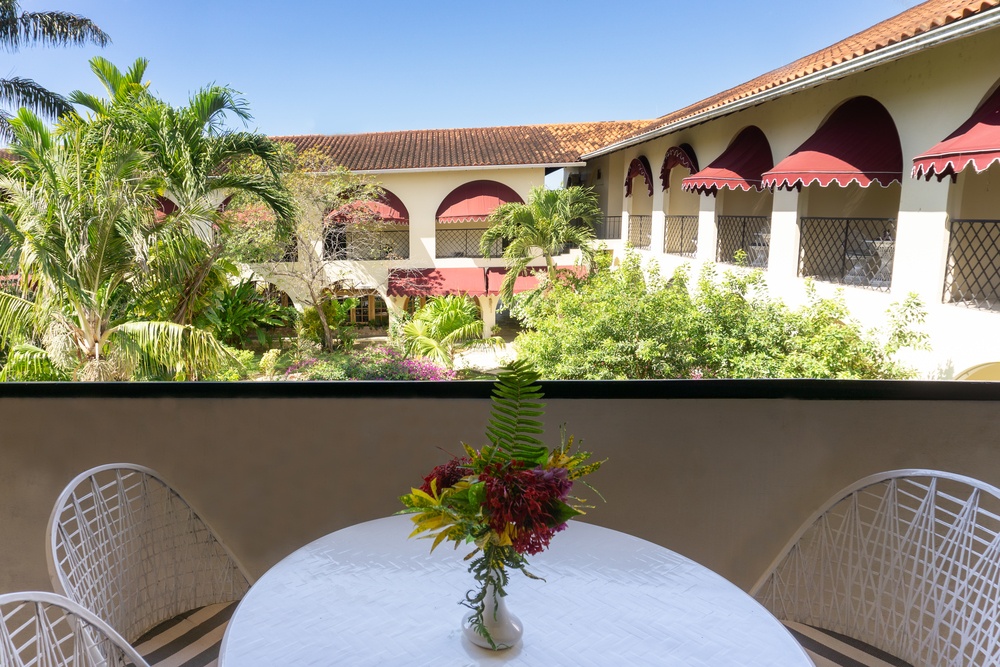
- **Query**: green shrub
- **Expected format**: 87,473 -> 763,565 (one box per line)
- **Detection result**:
202,280 -> 297,348
514,250 -> 928,379
299,297 -> 358,351
302,358 -> 349,380
259,348 -> 282,377
204,346 -> 257,381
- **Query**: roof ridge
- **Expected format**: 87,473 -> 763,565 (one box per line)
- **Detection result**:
269,119 -> 651,141
271,120 -> 655,171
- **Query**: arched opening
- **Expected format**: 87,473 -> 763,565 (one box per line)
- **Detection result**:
625,156 -> 654,248
913,81 -> 1000,311
770,97 -> 902,291
323,189 -> 411,261
662,145 -> 701,258
683,127 -> 774,266
435,181 -> 524,258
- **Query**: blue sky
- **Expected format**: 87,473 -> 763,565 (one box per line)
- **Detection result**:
10,0 -> 923,137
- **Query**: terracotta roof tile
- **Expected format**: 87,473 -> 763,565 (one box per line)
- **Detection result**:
611,0 -> 1000,149
271,121 -> 650,171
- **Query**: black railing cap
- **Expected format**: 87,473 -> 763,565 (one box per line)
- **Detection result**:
2,379 -> 1000,401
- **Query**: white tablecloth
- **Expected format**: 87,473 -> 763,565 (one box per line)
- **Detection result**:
220,515 -> 812,666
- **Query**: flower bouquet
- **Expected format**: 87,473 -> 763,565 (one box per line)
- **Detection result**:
399,361 -> 604,649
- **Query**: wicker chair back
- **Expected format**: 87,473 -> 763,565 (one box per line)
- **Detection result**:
0,591 -> 150,667
47,464 -> 251,643
752,469 -> 1000,666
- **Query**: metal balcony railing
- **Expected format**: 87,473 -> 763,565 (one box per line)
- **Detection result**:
944,219 -> 1000,312
324,228 -> 410,261
798,217 -> 895,292
664,215 -> 698,258
595,216 -> 622,240
717,216 -> 771,268
628,215 -> 652,250
436,228 -> 502,258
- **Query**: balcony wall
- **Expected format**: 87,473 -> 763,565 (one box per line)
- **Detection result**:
3,381 -> 1000,596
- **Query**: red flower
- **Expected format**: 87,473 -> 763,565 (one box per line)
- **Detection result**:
480,464 -> 573,555
419,457 -> 470,494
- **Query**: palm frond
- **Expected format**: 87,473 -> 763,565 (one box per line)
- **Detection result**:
0,342 -> 67,381
402,319 -> 452,367
65,90 -> 106,116
186,85 -> 252,131
0,9 -> 108,51
0,290 -> 36,344
107,320 -> 229,379
484,360 -> 548,465
0,76 -> 71,119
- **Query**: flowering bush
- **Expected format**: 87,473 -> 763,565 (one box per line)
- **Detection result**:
284,357 -> 318,376
399,361 -> 603,647
347,346 -> 455,381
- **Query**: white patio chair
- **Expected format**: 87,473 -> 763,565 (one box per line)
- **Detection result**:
751,469 -> 1000,667
0,591 -> 149,667
46,464 -> 252,667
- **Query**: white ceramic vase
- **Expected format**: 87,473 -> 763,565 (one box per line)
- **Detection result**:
462,583 -> 523,650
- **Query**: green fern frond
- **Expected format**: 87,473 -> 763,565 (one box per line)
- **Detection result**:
485,359 -> 548,465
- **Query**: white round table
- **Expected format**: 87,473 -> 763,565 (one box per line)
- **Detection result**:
219,515 -> 812,666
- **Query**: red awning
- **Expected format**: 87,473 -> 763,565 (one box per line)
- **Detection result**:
387,268 -> 486,297
682,127 -> 773,195
435,181 -> 524,223
625,156 -> 654,197
486,266 -> 588,295
327,190 -> 409,224
912,86 -> 1000,181
660,144 -> 699,191
762,97 -> 902,190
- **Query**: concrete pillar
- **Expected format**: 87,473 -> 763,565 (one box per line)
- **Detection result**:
892,176 -> 952,304
387,295 -> 408,324
695,193 -> 717,262
405,197 -> 436,265
476,295 -> 501,338
767,188 -> 804,283
651,186 -> 666,255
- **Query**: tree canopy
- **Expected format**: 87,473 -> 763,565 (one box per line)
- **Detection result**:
481,186 -> 602,304
0,59 -> 294,380
0,0 -> 109,140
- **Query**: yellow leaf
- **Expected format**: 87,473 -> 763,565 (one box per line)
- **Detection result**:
430,528 -> 453,552
410,487 -> 436,504
496,526 -> 514,547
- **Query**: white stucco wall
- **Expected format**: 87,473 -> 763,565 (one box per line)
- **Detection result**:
366,168 -> 544,269
249,167 -> 555,309
597,26 -> 1000,378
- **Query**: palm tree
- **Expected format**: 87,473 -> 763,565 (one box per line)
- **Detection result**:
480,186 -> 602,304
67,57 -> 296,327
0,0 -> 109,140
0,108 -> 230,380
402,296 -> 504,368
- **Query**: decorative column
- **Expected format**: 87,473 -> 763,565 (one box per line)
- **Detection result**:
892,176 -> 951,304
695,193 -> 717,262
651,185 -> 667,256
387,295 -> 408,321
766,188 -> 804,285
476,295 -> 501,338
